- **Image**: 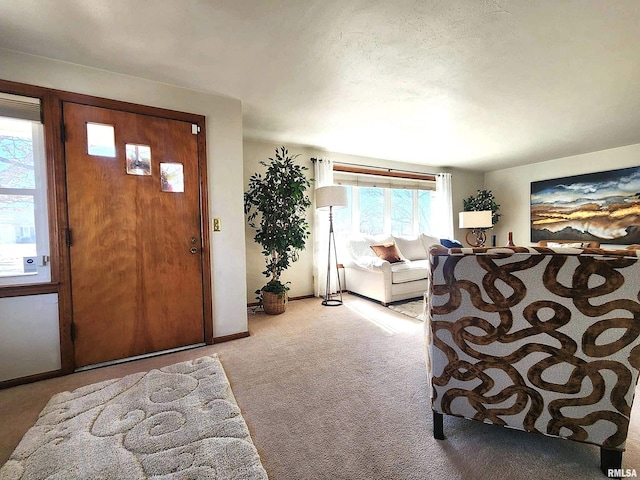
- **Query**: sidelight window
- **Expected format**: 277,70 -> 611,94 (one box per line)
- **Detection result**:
0,93 -> 50,284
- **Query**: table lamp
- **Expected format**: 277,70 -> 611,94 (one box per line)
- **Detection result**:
459,210 -> 492,247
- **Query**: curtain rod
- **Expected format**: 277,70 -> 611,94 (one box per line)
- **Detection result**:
335,162 -> 437,179
311,158 -> 438,177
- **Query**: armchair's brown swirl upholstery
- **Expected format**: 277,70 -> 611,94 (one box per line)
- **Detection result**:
425,245 -> 640,473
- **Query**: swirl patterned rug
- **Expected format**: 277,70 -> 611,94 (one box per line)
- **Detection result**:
0,355 -> 268,480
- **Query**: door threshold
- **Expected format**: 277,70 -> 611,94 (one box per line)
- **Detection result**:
74,343 -> 207,372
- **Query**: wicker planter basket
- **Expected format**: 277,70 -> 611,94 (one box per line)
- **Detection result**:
262,290 -> 287,315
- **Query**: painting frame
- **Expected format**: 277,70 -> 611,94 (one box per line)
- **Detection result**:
530,166 -> 640,245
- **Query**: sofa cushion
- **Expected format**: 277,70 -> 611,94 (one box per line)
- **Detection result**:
546,241 -> 585,248
391,259 -> 429,283
420,234 -> 440,252
538,240 -> 600,248
348,235 -> 392,262
370,243 -> 404,263
393,236 -> 428,261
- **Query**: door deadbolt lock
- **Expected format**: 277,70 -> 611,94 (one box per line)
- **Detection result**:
190,247 -> 198,254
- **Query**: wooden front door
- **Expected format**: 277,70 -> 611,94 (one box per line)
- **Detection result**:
64,102 -> 206,368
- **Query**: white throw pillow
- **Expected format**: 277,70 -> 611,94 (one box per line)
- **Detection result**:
349,235 -> 393,259
420,234 -> 441,253
393,236 -> 427,261
547,242 -> 584,248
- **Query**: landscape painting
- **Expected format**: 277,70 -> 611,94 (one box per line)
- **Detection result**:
531,166 -> 640,245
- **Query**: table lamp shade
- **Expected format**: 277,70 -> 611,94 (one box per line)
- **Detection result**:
316,185 -> 348,209
459,210 -> 492,229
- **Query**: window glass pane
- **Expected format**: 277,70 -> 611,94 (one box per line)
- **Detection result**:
0,118 -> 35,189
160,163 -> 184,192
390,189 -> 413,236
419,190 -> 433,234
0,112 -> 49,284
332,178 -> 435,242
87,123 -> 116,157
0,194 -> 36,276
126,144 -> 151,175
334,186 -> 352,237
359,187 -> 384,235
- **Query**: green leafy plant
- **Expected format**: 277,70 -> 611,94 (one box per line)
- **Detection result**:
244,146 -> 312,304
260,279 -> 291,296
463,189 -> 501,226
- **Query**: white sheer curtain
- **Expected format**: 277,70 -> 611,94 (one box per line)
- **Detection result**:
313,158 -> 334,297
432,172 -> 454,240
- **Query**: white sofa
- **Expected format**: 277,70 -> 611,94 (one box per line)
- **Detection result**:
343,233 -> 440,305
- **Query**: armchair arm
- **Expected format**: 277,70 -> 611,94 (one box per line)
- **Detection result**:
352,256 -> 391,273
344,257 -> 394,305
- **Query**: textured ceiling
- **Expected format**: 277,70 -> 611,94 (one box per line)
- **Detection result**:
1,0 -> 639,171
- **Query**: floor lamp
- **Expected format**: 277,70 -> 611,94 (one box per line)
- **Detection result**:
316,185 -> 348,306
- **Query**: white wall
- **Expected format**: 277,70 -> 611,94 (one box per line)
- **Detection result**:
0,48 -> 247,354
244,138 -> 485,299
484,143 -> 640,247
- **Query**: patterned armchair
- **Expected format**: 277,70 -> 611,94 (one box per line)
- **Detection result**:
425,245 -> 640,474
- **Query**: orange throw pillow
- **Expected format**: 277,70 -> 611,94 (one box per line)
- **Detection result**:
370,243 -> 404,263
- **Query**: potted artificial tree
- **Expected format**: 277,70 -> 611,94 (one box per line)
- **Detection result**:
463,189 -> 501,226
244,146 -> 311,314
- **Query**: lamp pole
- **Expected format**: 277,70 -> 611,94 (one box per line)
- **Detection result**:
323,205 -> 343,306
315,185 -> 348,306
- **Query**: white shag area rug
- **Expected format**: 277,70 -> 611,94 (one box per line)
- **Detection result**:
0,355 -> 268,480
388,299 -> 425,320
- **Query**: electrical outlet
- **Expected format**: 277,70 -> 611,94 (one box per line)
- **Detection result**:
213,218 -> 221,231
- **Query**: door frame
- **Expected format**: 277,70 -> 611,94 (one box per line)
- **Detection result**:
57,92 -> 214,372
0,80 -> 213,385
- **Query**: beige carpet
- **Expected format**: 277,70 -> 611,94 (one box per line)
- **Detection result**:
0,355 -> 267,480
388,298 -> 425,320
2,295 -> 640,479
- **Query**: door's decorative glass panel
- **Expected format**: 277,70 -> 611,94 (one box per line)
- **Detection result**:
86,123 -> 116,157
125,144 -> 151,175
0,194 -> 37,276
160,163 -> 184,192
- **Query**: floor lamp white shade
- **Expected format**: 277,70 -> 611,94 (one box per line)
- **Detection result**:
316,185 -> 348,209
315,185 -> 348,306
